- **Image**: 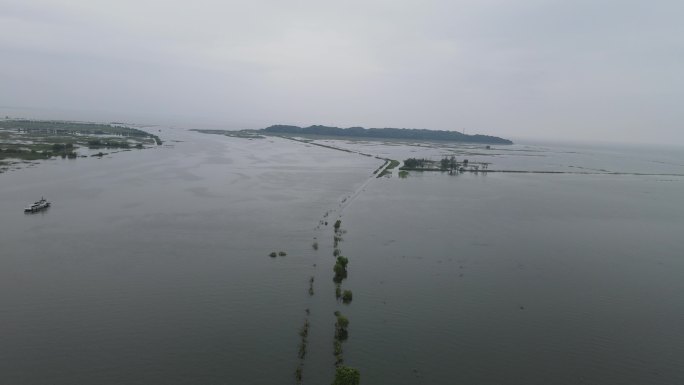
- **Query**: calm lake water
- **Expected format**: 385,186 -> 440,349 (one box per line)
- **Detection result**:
1,129 -> 683,384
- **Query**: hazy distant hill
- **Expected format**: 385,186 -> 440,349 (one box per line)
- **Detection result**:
261,125 -> 513,144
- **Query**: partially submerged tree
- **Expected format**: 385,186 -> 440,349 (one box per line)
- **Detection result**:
333,263 -> 347,283
332,366 -> 360,385
440,157 -> 449,171
336,256 -> 349,269
333,256 -> 349,283
335,313 -> 349,341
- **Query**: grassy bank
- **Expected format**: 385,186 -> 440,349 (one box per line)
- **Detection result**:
377,159 -> 400,177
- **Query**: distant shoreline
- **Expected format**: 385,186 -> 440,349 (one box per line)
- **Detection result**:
258,124 -> 513,144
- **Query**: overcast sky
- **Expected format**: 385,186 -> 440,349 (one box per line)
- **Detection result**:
1,0 -> 682,144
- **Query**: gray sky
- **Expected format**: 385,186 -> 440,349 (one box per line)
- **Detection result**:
1,0 -> 683,144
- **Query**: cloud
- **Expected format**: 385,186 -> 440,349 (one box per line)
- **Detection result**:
1,0 -> 682,144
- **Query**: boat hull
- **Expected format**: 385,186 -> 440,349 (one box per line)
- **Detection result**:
24,199 -> 51,213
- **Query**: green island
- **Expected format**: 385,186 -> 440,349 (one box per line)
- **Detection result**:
260,124 -> 513,144
0,119 -> 162,170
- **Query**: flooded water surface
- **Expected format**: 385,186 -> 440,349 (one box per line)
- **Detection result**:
1,130 -> 683,384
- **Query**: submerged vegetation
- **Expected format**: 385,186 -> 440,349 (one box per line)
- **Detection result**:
333,256 -> 348,283
295,314 -> 311,384
402,157 -> 432,169
0,119 -> 155,137
333,310 -> 350,365
295,366 -> 302,383
330,219 -> 357,375
0,147 -> 59,161
298,319 -> 310,359
401,156 -> 490,173
332,366 -> 361,385
86,139 -> 135,149
0,119 -> 160,164
341,290 -> 353,304
336,256 -> 349,269
309,276 -> 315,296
334,312 -> 348,339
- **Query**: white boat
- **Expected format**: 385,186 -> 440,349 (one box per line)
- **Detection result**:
24,197 -> 51,213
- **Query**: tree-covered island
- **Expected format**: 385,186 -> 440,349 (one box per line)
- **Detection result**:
260,124 -> 513,144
